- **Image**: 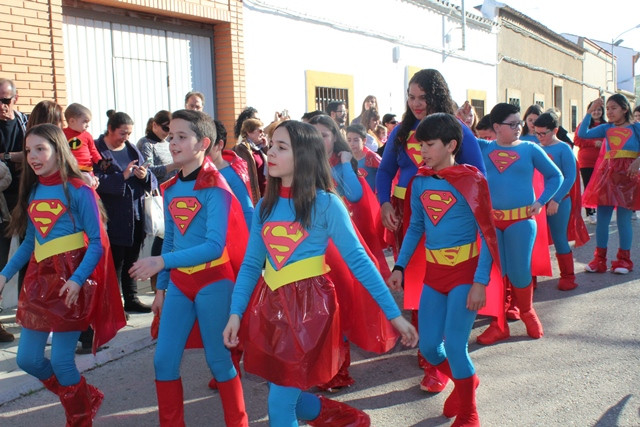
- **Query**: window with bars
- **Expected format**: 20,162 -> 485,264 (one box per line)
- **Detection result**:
470,99 -> 484,119
315,86 -> 349,118
535,100 -> 544,108
508,97 -> 521,108
571,105 -> 578,132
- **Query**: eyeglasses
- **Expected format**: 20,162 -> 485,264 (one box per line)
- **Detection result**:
500,121 -> 524,130
336,110 -> 347,114
0,97 -> 14,105
535,130 -> 553,137
388,120 -> 398,125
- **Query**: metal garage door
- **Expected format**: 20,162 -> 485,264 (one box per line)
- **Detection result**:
62,13 -> 215,142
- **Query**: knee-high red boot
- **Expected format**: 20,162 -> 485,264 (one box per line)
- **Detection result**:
317,339 -> 355,391
307,395 -> 370,426
432,360 -> 457,418
451,375 -> 480,427
512,284 -> 543,338
217,375 -> 249,427
58,376 -> 100,427
42,374 -> 62,395
156,379 -> 185,427
556,252 -> 578,291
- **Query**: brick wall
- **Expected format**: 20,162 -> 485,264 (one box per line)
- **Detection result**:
0,0 -> 246,142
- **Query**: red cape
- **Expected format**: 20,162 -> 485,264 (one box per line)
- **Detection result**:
157,157 -> 249,348
531,172 -> 553,276
402,165 -> 504,327
222,150 -> 257,206
69,178 -> 127,354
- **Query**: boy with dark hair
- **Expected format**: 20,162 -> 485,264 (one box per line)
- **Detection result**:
130,109 -> 249,426
388,113 -> 500,426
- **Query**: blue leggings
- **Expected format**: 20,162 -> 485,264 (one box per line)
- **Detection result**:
547,198 -> 572,255
496,218 -> 536,288
418,284 -> 477,379
267,383 -> 321,427
17,328 -> 81,386
596,206 -> 633,250
154,280 -> 236,382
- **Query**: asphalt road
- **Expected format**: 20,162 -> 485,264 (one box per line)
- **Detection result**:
1,220 -> 640,426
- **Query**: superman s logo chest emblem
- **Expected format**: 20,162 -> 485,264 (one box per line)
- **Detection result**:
406,131 -> 423,167
262,222 -> 309,269
28,199 -> 67,238
606,128 -> 632,150
489,150 -> 520,173
421,190 -> 457,226
169,197 -> 202,235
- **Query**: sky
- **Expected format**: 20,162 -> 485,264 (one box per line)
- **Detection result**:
464,0 -> 640,55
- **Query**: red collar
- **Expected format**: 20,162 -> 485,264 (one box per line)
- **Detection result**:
280,186 -> 292,198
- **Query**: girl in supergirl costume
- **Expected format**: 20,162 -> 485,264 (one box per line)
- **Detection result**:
580,95 -> 640,274
223,120 -> 418,427
0,124 -> 126,426
346,123 -> 381,193
129,110 -> 249,426
534,112 -> 588,290
475,103 -> 563,344
388,113 -> 500,427
376,69 -> 486,393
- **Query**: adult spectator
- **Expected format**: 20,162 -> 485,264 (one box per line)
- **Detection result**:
0,78 -> 27,342
361,107 -> 382,151
233,118 -> 266,199
234,107 -> 259,139
326,101 -> 348,129
382,113 -> 398,134
351,95 -> 377,125
95,111 -> 156,313
185,91 -> 205,111
26,100 -> 63,130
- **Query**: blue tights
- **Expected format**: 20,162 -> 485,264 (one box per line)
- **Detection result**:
267,383 -> 321,427
547,198 -> 572,254
154,280 -> 237,382
17,328 -> 81,386
418,284 -> 477,379
496,218 -> 536,288
596,205 -> 633,250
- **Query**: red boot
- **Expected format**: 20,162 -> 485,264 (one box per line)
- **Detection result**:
58,376 -> 96,427
307,395 -> 370,426
156,379 -> 185,427
476,320 -> 510,345
218,375 -> 249,427
317,340 -> 355,392
512,284 -> 543,339
411,311 -> 428,369
210,347 -> 243,390
41,375 -> 62,395
585,247 -> 607,273
420,361 -> 449,393
556,252 -> 578,291
432,361 -> 457,418
451,375 -> 480,427
611,249 -> 633,274
505,279 -> 520,320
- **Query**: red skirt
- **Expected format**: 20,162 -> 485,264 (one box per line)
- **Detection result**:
582,157 -> 640,209
17,248 -> 97,332
240,275 -> 342,390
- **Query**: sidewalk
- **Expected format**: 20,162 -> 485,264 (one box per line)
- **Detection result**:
0,280 -> 156,406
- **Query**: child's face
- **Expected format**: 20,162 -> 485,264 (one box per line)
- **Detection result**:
420,138 -> 455,171
606,100 -> 627,125
68,114 -> 91,133
634,111 -> 640,123
267,127 -> 294,186
313,123 -> 335,155
493,113 -> 522,144
346,132 -> 364,153
476,129 -> 496,140
534,126 -> 556,146
25,134 -> 59,177
168,118 -> 207,174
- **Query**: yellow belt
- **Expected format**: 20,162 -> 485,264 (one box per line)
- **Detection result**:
34,232 -> 85,263
176,248 -> 230,274
492,206 -> 531,221
263,255 -> 331,291
425,242 -> 479,267
393,186 -> 407,200
604,150 -> 638,159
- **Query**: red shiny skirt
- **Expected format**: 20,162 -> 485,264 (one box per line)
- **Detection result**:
240,275 -> 342,390
582,157 -> 640,209
17,248 -> 97,332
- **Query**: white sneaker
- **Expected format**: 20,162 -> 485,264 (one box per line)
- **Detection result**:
613,266 -> 630,274
587,214 -> 597,225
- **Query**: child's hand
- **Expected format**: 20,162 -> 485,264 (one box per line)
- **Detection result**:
0,275 -> 6,300
59,280 -> 81,308
466,282 -> 486,311
390,316 -> 418,347
529,201 -> 543,216
381,202 -> 399,231
627,157 -> 640,178
152,290 -> 165,317
546,200 -> 559,216
123,160 -> 138,180
223,314 -> 241,348
129,256 -> 165,281
387,270 -> 403,291
339,151 -> 353,164
587,98 -> 603,115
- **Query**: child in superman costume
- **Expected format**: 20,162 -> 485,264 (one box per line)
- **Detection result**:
223,120 -> 418,427
388,113 -> 500,427
475,103 -> 562,344
130,110 -> 249,426
0,124 -> 125,426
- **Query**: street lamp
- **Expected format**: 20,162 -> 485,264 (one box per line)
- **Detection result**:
610,24 -> 640,92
